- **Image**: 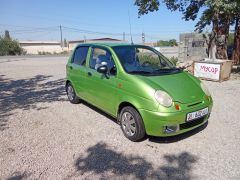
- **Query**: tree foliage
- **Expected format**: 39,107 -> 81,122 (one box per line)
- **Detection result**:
156,39 -> 178,46
227,33 -> 234,46
135,0 -> 205,21
135,0 -> 160,17
0,30 -> 24,56
135,0 -> 240,63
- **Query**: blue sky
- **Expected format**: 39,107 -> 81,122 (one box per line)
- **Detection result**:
0,0 -> 202,43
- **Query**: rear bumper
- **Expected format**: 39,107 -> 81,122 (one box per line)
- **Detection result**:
139,102 -> 212,137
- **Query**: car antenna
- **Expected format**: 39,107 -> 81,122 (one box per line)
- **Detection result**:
128,9 -> 134,45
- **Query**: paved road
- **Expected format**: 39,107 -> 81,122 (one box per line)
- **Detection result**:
0,56 -> 240,179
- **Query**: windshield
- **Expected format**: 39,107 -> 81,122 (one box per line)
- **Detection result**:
113,45 -> 180,75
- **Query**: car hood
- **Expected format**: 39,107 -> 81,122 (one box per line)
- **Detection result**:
136,72 -> 204,104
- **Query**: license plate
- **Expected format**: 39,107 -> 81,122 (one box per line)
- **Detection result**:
186,107 -> 208,122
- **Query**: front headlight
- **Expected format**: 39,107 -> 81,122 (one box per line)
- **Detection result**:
200,82 -> 211,96
154,90 -> 173,107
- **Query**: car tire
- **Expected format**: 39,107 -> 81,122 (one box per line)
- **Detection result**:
66,82 -> 80,104
119,106 -> 145,141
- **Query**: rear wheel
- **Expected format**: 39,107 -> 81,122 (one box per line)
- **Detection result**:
66,82 -> 80,104
119,106 -> 145,141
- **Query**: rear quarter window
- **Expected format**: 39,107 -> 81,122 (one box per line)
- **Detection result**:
72,46 -> 89,65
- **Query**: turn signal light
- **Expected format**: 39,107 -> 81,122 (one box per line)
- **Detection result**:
175,104 -> 180,110
205,95 -> 210,101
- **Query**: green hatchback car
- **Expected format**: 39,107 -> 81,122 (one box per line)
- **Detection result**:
66,43 -> 213,141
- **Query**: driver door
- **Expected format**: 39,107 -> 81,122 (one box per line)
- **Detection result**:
84,46 -> 117,115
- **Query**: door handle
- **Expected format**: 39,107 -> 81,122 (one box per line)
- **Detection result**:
87,72 -> 92,76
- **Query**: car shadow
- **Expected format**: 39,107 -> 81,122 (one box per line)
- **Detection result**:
6,171 -> 31,180
68,142 -> 198,179
78,99 -> 208,143
79,99 -> 118,124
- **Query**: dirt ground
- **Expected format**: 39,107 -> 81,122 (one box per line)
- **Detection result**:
0,56 -> 240,180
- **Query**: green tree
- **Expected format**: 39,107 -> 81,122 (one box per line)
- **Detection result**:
169,39 -> 178,46
4,30 -> 11,40
157,39 -> 177,46
0,30 -> 24,56
228,33 -> 234,47
231,1 -> 240,64
135,0 -> 240,62
196,0 -> 238,59
135,0 -> 160,17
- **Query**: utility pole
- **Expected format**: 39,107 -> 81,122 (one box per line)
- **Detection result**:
123,32 -> 125,41
142,32 -> 145,44
60,25 -> 63,48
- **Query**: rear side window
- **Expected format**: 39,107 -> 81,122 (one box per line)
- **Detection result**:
72,46 -> 89,65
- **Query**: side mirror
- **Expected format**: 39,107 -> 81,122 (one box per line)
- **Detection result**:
161,61 -> 167,67
97,64 -> 108,74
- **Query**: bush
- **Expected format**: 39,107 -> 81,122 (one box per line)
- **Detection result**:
59,50 -> 69,55
138,54 -> 159,65
0,31 -> 24,56
38,51 -> 52,55
156,39 -> 178,47
169,57 -> 178,65
136,54 -> 178,67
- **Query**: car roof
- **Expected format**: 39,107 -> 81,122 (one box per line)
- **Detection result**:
77,42 -> 148,48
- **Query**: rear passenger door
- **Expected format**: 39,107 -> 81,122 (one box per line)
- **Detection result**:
67,46 -> 89,98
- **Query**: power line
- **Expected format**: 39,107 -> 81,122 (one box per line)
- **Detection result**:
62,26 -> 123,36
9,26 -> 58,33
1,23 -> 190,35
1,23 -> 183,42
20,31 -> 55,40
0,23 -> 57,29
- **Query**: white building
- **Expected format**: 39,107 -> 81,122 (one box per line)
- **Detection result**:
19,38 -> 125,54
20,41 -> 63,54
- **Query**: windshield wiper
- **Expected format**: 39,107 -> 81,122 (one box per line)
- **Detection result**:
128,70 -> 152,74
152,68 -> 182,74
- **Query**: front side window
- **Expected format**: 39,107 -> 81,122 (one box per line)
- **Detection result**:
89,47 -> 116,75
72,46 -> 89,66
113,45 -> 179,76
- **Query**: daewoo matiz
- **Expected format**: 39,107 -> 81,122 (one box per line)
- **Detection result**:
66,43 -> 213,141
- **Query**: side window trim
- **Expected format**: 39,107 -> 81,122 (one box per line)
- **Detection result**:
89,46 -> 111,66
89,46 -> 117,76
88,46 -> 97,69
72,46 -> 89,66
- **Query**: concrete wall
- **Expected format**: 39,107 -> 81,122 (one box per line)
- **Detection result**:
20,41 -> 63,54
21,45 -> 63,54
178,33 -> 208,62
154,46 -> 178,58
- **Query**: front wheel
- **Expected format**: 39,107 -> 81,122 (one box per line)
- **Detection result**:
119,106 -> 145,141
66,82 -> 80,104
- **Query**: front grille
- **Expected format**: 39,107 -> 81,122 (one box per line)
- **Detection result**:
180,116 -> 205,130
187,101 -> 202,107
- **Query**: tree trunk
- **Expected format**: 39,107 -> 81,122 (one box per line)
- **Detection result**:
232,18 -> 240,65
215,15 -> 230,60
208,10 -> 219,61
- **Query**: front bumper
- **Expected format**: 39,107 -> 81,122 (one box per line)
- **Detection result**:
139,101 -> 213,137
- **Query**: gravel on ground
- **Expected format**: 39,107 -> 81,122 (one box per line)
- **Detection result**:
0,56 -> 240,179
